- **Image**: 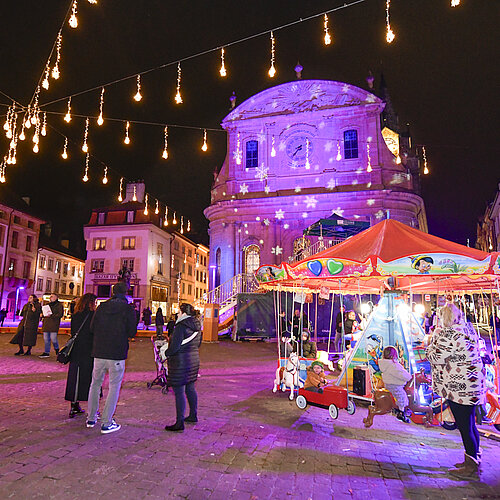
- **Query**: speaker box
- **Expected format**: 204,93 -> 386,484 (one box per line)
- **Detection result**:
353,366 -> 371,397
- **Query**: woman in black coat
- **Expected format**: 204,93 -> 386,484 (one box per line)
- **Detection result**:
10,294 -> 41,356
163,303 -> 202,432
64,293 -> 96,418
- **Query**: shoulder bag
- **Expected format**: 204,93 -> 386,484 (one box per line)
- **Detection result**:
57,313 -> 91,364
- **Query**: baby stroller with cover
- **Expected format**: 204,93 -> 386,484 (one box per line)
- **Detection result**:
147,334 -> 169,394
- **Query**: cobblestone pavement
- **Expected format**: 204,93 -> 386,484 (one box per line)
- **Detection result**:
0,334 -> 499,500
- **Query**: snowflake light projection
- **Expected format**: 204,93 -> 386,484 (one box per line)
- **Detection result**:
275,209 -> 285,220
304,196 -> 318,209
327,179 -> 335,190
239,183 -> 249,194
263,218 -> 270,226
271,246 -> 283,255
255,164 -> 269,181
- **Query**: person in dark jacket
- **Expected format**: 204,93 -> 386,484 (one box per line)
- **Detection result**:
39,293 -> 64,358
142,307 -> 152,330
163,303 -> 202,432
10,294 -> 41,356
155,307 -> 165,337
297,330 -> 317,358
86,282 -> 137,434
65,293 -> 96,418
166,313 -> 177,340
0,308 -> 7,327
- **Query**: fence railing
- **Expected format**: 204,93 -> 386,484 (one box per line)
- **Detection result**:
287,238 -> 344,263
204,273 -> 259,308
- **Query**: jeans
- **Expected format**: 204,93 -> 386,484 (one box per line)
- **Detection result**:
448,400 -> 480,459
173,382 -> 197,424
156,325 -> 164,336
43,332 -> 59,353
88,358 -> 126,427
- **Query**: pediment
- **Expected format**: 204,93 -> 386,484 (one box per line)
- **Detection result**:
223,80 -> 382,125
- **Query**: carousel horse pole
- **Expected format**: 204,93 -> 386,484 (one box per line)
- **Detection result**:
363,368 -> 433,428
273,352 -> 299,400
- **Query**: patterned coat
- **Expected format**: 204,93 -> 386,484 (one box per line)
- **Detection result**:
426,323 -> 485,405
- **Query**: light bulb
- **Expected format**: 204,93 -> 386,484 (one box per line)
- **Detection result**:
324,14 -> 332,45
33,143 -> 39,153
82,143 -> 88,153
97,114 -> 104,126
268,64 -> 276,78
133,75 -> 142,102
175,90 -> 182,104
19,130 -> 25,141
201,129 -> 208,152
175,62 -> 183,104
134,91 -> 142,102
124,121 -> 130,144
268,31 -> 276,78
219,47 -> 227,77
62,151 -> 68,159
69,1 -> 78,28
64,112 -> 71,123
102,167 -> 108,184
124,136 -> 130,145
83,174 -> 88,182
52,65 -> 60,80
132,185 -> 137,202
162,149 -> 169,159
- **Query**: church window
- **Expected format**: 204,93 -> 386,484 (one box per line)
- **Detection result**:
245,140 -> 258,169
343,130 -> 358,159
244,245 -> 260,274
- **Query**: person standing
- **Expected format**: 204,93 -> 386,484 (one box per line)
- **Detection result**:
64,293 -> 97,418
86,282 -> 137,434
155,307 -> 164,337
142,306 -> 152,330
426,303 -> 486,480
0,308 -> 7,327
10,295 -> 41,356
163,303 -> 202,432
39,293 -> 64,358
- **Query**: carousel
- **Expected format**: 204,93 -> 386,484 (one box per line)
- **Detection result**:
258,219 -> 500,430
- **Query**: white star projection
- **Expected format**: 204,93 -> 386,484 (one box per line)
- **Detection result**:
342,84 -> 350,93
302,212 -> 308,218
367,199 -> 375,206
264,185 -> 271,194
375,210 -> 385,219
239,183 -> 249,194
295,186 -> 302,193
327,179 -> 336,190
305,196 -> 318,209
263,218 -> 270,226
271,246 -> 283,255
283,224 -> 289,229
324,141 -> 334,152
257,132 -> 267,144
275,209 -> 285,220
365,94 -> 377,103
278,141 -> 286,151
255,164 -> 269,181
332,208 -> 345,216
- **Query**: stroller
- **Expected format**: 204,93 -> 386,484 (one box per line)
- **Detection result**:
147,335 -> 169,394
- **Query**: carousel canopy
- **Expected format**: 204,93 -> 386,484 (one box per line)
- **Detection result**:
256,219 -> 500,293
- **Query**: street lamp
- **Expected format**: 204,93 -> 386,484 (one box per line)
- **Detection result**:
14,286 -> 25,322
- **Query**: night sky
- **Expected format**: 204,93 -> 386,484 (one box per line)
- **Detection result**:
1,0 -> 498,252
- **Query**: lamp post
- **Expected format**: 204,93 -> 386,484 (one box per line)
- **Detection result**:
14,286 -> 25,322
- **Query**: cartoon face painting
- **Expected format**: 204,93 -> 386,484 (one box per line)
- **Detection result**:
410,255 -> 434,274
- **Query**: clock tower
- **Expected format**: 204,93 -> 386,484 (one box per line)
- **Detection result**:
204,80 -> 427,289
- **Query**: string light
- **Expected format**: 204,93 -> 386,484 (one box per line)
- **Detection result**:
82,117 -> 89,152
219,47 -> 227,77
323,14 -> 332,45
451,0 -> 460,6
144,194 -> 149,215
69,0 -> 78,28
187,220 -> 191,232
42,64 -> 50,90
0,162 -> 5,183
271,135 -> 276,157
235,132 -> 242,165
61,137 -> 68,159
268,31 -> 276,78
164,206 -> 169,226
201,129 -> 208,152
336,141 -> 342,161
386,0 -> 395,43
366,144 -> 372,172
173,212 -> 177,225
83,153 -> 89,182
19,124 -> 25,141
180,215 -> 184,234
41,113 -> 47,136
305,138 -> 311,169
97,87 -> 105,125
132,184 -> 137,201
118,177 -> 124,201
134,75 -> 142,102
162,126 -> 168,159
102,166 -> 108,184
88,0 -> 98,4
175,62 -> 183,104
64,97 -> 72,122
155,199 -> 159,214
124,121 -> 130,144
24,105 -> 32,129
422,146 -> 429,174
51,32 -> 62,79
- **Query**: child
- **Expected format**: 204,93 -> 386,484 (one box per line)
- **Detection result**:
304,361 -> 328,393
378,346 -> 412,423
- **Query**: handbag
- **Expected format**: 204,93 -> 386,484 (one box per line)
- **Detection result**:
9,318 -> 25,345
57,313 -> 91,364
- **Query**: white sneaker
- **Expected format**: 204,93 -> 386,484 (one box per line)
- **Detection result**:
101,419 -> 121,434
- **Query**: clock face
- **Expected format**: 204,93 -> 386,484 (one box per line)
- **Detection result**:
285,135 -> 314,168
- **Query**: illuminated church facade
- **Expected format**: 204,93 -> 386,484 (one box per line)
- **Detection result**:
204,79 -> 427,289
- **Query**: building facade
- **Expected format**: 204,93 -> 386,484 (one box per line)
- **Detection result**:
476,182 -> 500,252
0,190 -> 45,318
204,79 -> 428,289
34,244 -> 85,319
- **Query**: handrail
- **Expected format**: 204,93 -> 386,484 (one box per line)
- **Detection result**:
204,273 -> 259,306
287,238 -> 344,263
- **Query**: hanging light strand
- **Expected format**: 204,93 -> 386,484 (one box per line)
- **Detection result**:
305,138 -> 311,169
144,194 -> 149,215
82,153 -> 89,182
422,146 -> 429,174
451,0 -> 460,6
271,135 -> 276,157
323,14 -> 332,45
134,74 -> 142,102
124,121 -> 130,144
132,184 -> 137,201
175,62 -> 183,104
64,97 -> 72,122
385,0 -> 395,43
42,64 -> 51,90
268,31 -> 276,77
41,112 -> 47,136
82,117 -> 89,152
118,177 -> 124,201
155,199 -> 159,214
102,166 -> 108,184
97,87 -> 105,125
234,132 -> 242,165
51,32 -> 62,79
164,206 -> 169,226
61,137 -> 68,159
201,129 -> 208,152
69,0 -> 78,28
162,126 -> 169,159
366,144 -> 372,172
219,47 -> 227,77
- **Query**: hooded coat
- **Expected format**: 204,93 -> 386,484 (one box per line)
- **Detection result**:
22,301 -> 41,346
90,295 -> 137,360
163,315 -> 202,387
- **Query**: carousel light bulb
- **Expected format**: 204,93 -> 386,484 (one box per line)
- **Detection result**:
61,137 -> 68,159
97,114 -> 104,126
173,212 -> 177,224
25,118 -> 31,130
164,206 -> 169,225
64,97 -> 72,123
155,199 -> 159,214
324,14 -> 332,45
134,75 -> 142,102
201,129 -> 208,152
162,126 -> 168,159
386,0 -> 395,43
268,31 -> 276,78
69,0 -> 78,28
271,135 -> 276,157
102,166 -> 108,184
219,47 -> 227,77
124,121 -> 130,144
175,62 -> 183,104
144,194 -> 149,215
366,144 -> 372,172
132,185 -> 137,202
118,177 -> 124,201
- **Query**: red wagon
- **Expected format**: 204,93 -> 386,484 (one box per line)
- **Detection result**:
295,385 -> 356,419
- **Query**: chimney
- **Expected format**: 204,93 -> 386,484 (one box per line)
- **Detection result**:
123,181 -> 146,203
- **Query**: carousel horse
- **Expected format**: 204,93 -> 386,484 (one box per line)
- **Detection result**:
273,352 -> 300,400
363,368 -> 433,428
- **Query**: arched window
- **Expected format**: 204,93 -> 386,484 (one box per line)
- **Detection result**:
244,245 -> 260,274
343,130 -> 358,159
245,140 -> 258,169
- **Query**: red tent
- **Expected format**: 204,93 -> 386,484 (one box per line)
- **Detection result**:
256,219 -> 500,293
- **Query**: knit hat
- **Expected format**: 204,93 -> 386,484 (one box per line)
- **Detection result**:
113,281 -> 128,296
310,361 -> 323,370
